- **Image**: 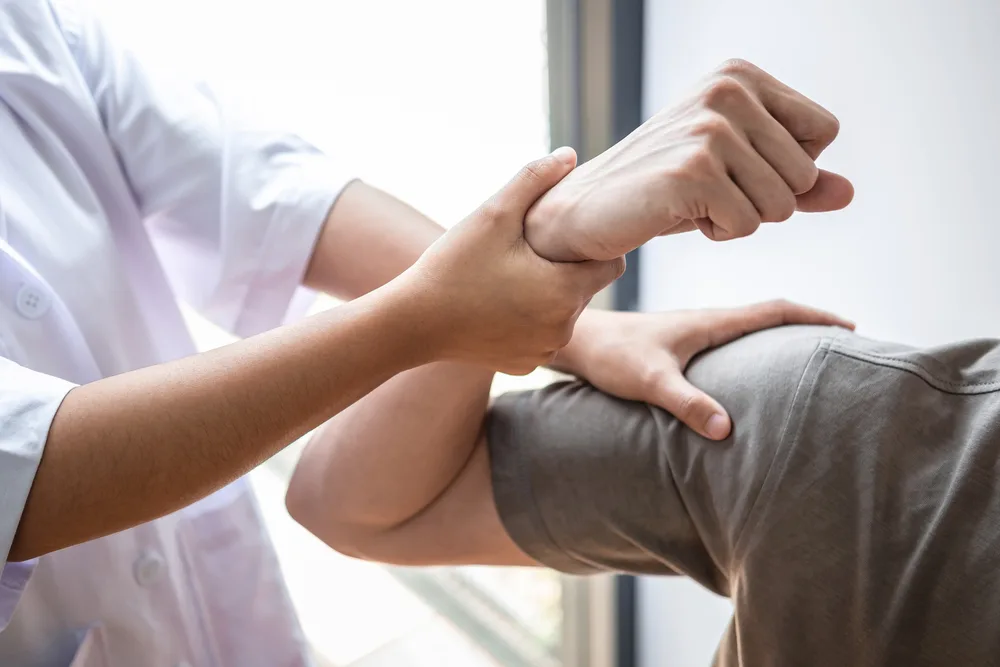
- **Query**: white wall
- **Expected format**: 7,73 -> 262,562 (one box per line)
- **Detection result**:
638,1 -> 1000,665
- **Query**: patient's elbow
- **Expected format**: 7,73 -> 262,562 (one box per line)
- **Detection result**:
283,475 -> 314,532
285,475 -> 347,549
284,476 -> 382,562
285,488 -> 358,558
285,447 -> 349,542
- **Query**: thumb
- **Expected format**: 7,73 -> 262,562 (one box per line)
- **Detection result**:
656,372 -> 732,441
795,169 -> 854,213
495,147 -> 578,218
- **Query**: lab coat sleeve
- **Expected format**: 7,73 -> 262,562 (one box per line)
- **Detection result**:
0,358 -> 76,630
50,0 -> 356,337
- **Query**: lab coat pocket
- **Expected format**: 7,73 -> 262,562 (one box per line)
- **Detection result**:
177,484 -> 307,667
67,625 -> 109,667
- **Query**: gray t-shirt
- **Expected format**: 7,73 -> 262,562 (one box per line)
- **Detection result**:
487,325 -> 1000,666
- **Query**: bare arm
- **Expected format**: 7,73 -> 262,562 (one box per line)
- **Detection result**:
14,285 -> 427,562
286,363 -> 532,566
304,181 -> 445,300
524,60 -> 851,261
285,181 -> 555,565
14,185 -> 446,562
289,185 -> 540,562
286,302 -> 853,566
12,152 -> 611,563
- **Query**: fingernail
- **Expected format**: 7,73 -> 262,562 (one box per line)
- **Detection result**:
550,146 -> 576,166
705,413 -> 730,440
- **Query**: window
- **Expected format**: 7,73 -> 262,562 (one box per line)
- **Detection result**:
89,1 -> 577,664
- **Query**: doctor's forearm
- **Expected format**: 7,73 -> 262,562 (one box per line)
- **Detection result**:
10,285 -> 432,562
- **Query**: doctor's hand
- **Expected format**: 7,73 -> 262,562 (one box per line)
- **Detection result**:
400,149 -> 625,376
551,301 -> 854,439
525,59 -> 855,261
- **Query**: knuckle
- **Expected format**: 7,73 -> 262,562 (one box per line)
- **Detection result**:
519,160 -> 547,184
730,214 -> 761,239
550,292 -> 578,320
707,226 -> 732,242
610,256 -> 627,282
554,325 -> 574,349
820,111 -> 841,141
759,299 -> 792,321
764,193 -> 796,223
690,114 -> 734,141
674,390 -> 700,419
716,58 -> 755,77
544,310 -> 576,347
477,199 -> 506,224
757,299 -> 783,316
775,202 -> 796,223
799,109 -> 840,150
701,75 -> 751,112
640,367 -> 668,394
787,162 -> 820,194
674,147 -> 721,184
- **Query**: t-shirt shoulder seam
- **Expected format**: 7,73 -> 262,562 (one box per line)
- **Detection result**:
826,342 -> 1000,395
729,336 -> 833,567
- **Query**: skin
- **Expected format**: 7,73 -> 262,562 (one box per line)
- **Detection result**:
525,59 -> 855,261
282,68 -> 857,561
15,58 -> 854,563
10,151 -> 620,561
286,301 -> 855,565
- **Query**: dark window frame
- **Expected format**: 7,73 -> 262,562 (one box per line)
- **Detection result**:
546,1 -> 644,665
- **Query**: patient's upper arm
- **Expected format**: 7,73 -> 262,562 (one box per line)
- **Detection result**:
486,325 -> 837,595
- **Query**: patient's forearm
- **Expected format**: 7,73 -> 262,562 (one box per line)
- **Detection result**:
286,361 -> 494,550
285,168 -> 611,552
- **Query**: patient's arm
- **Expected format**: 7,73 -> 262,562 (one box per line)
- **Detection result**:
286,310 -> 840,571
285,360 -> 531,566
525,60 -> 851,261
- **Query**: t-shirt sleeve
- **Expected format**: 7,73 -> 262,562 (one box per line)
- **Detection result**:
486,325 -> 836,596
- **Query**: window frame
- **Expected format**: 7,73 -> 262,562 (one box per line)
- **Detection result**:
545,0 -> 644,665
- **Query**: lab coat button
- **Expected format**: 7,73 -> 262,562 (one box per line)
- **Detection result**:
133,550 -> 166,587
15,285 -> 51,319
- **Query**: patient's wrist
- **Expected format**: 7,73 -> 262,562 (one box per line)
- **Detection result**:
524,190 -> 589,263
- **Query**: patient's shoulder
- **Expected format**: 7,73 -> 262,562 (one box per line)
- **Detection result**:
486,324 -> 845,586
679,324 -> 844,441
823,334 -> 1000,394
685,324 -> 841,397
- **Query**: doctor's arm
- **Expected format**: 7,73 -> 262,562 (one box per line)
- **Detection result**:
8,155 -> 619,563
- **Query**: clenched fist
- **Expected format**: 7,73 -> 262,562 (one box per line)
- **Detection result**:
525,59 -> 854,261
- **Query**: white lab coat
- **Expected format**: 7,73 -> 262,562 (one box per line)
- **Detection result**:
0,1 -> 352,665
